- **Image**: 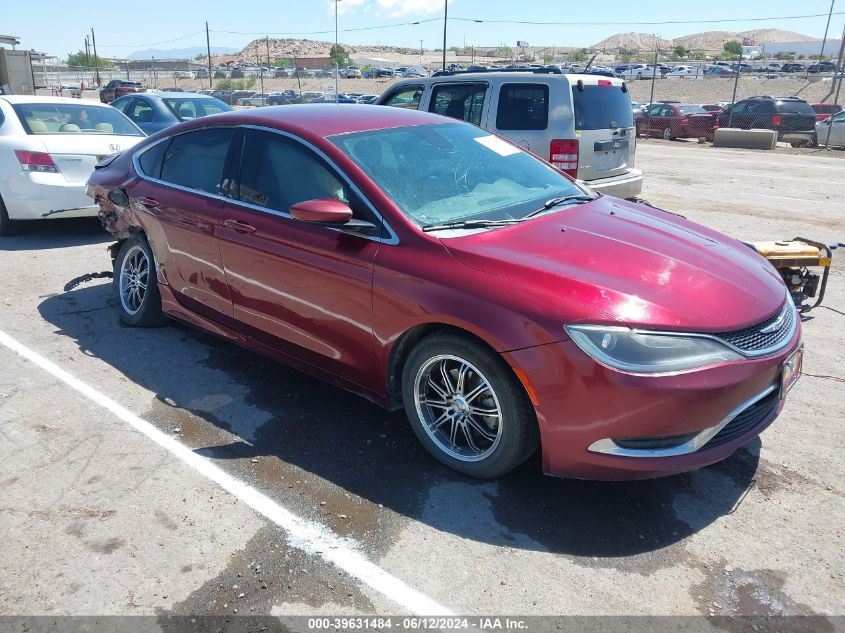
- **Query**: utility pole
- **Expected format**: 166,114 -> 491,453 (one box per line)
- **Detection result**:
729,47 -> 743,126
91,28 -> 100,86
819,0 -> 836,61
442,0 -> 448,71
84,36 -> 91,72
823,24 -> 845,149
206,21 -> 213,89
645,35 -> 659,136
335,0 -> 341,103
420,39 -> 423,63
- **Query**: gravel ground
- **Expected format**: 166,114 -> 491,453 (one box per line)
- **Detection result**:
0,141 -> 842,628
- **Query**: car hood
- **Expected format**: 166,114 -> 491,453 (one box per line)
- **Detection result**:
441,197 -> 786,332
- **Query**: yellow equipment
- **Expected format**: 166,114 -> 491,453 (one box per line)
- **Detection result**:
747,237 -> 834,311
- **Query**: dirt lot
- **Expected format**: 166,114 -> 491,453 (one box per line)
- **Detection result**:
0,141 -> 843,628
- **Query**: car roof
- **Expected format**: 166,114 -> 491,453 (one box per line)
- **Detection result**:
0,95 -> 113,107
175,103 -> 450,137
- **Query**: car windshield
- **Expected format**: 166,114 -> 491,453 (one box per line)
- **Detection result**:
12,103 -> 144,136
678,105 -> 707,115
572,85 -> 634,130
330,123 -> 586,228
162,97 -> 231,121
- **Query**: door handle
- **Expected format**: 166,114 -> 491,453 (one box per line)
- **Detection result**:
224,218 -> 256,234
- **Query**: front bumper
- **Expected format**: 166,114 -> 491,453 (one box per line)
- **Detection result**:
1,172 -> 98,220
583,169 -> 643,200
503,325 -> 801,480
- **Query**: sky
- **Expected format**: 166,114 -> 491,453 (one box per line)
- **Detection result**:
3,0 -> 843,60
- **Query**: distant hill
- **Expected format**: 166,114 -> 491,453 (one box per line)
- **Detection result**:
593,29 -> 821,52
127,46 -> 239,60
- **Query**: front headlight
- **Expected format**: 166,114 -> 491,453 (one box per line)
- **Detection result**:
566,325 -> 744,374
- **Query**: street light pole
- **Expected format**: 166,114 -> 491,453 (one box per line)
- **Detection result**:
335,0 -> 341,103
442,0 -> 448,71
420,39 -> 423,63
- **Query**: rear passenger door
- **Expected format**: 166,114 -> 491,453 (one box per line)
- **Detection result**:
428,82 -> 489,126
491,82 -> 549,154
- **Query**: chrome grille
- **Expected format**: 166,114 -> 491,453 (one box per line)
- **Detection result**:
715,301 -> 796,355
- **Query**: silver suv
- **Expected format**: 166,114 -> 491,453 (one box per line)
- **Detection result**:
376,71 -> 642,199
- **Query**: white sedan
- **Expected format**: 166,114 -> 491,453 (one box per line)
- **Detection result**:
235,93 -> 270,106
816,110 -> 845,148
666,65 -> 701,78
0,95 -> 145,235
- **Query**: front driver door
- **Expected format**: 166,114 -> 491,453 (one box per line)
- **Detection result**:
217,129 -> 382,387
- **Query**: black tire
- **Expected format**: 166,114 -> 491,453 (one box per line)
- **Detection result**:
401,333 -> 539,479
112,234 -> 167,327
663,126 -> 674,141
0,195 -> 23,237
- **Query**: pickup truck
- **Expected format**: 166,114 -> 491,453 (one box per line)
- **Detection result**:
99,80 -> 145,103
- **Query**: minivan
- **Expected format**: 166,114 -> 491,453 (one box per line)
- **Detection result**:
376,70 -> 642,199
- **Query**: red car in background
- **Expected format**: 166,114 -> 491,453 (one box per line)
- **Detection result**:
636,103 -> 720,141
811,103 -> 843,122
86,106 -> 801,481
100,80 -> 145,104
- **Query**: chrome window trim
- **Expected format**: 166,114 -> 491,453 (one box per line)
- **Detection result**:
587,384 -> 778,458
131,123 -> 400,245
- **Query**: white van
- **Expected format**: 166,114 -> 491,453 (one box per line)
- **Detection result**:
376,70 -> 642,199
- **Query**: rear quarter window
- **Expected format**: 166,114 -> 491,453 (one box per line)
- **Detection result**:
777,101 -> 815,115
572,85 -> 634,130
496,84 -> 549,130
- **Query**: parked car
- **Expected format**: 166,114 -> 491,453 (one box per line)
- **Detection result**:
210,90 -> 235,105
345,66 -> 362,78
235,93 -> 270,107
780,63 -> 805,73
230,68 -> 245,79
377,70 -> 642,198
636,103 -> 719,140
815,109 -> 845,148
765,63 -> 782,72
87,105 -> 802,480
719,96 -> 818,147
704,66 -> 736,77
810,102 -> 843,122
666,65 -> 701,78
0,95 -> 145,235
731,63 -> 754,73
808,61 -> 837,73
173,70 -> 195,80
111,92 -> 231,134
617,64 -> 650,79
273,68 -> 292,78
701,103 -> 726,114
268,90 -> 299,105
100,80 -> 145,104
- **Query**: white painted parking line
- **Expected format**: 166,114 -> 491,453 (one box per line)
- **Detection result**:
0,328 -> 452,616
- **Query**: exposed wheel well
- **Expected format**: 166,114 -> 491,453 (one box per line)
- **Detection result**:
386,323 -> 512,411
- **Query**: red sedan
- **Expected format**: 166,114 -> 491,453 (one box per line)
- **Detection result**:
636,103 -> 720,141
810,102 -> 843,122
87,106 -> 801,480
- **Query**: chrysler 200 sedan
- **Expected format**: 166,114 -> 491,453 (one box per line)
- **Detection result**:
86,105 -> 802,480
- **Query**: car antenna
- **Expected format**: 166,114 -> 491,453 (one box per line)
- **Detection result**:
584,53 -> 599,72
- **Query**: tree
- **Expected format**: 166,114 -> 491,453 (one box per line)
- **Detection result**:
273,57 -> 292,68
66,50 -> 112,69
569,49 -> 588,63
673,45 -> 688,58
495,46 -> 513,59
329,45 -> 349,68
723,40 -> 742,57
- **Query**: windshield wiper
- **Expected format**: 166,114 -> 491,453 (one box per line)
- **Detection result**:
421,219 -> 524,232
524,195 -> 595,219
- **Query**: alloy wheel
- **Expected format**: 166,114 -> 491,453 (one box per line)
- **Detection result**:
413,355 -> 503,462
119,244 -> 149,315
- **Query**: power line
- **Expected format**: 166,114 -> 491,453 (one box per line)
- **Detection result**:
449,10 -> 845,27
96,30 -> 206,49
210,17 -> 440,37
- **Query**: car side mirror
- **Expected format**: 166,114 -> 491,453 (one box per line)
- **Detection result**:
290,198 -> 379,236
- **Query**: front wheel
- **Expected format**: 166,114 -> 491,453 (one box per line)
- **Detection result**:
113,234 -> 167,327
663,126 -> 674,140
401,334 -> 539,479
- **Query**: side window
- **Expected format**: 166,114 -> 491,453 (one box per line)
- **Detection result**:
730,102 -> 747,114
832,112 -> 845,123
496,83 -> 549,131
237,130 -> 348,214
383,86 -> 423,109
126,98 -> 154,124
137,140 -> 169,180
112,98 -> 130,113
160,128 -> 236,194
429,83 -> 487,126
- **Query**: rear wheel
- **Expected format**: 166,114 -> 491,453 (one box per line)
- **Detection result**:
0,196 -> 22,237
401,333 -> 539,479
113,234 -> 167,327
663,126 -> 674,140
